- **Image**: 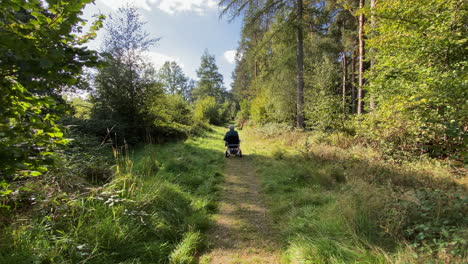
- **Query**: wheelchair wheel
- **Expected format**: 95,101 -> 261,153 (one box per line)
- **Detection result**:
225,151 -> 229,158
239,151 -> 242,158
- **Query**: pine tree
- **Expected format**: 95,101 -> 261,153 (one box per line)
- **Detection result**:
192,50 -> 226,103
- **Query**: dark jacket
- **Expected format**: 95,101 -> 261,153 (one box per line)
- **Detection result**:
224,130 -> 240,145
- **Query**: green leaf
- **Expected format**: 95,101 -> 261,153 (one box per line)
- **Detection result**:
30,171 -> 42,176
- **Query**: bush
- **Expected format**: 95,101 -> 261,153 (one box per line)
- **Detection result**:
401,189 -> 468,257
194,96 -> 222,125
250,92 -> 270,125
145,93 -> 193,140
235,100 -> 251,128
256,123 -> 293,137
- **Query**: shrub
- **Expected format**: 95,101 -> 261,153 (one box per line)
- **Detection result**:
401,189 -> 468,257
235,100 -> 251,128
145,93 -> 193,139
194,96 -> 221,125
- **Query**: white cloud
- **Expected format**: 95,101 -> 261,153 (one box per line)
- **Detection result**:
99,0 -> 217,14
100,0 -> 157,11
158,0 -> 217,14
224,50 -> 237,64
143,51 -> 183,69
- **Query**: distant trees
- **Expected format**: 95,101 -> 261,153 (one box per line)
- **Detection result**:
224,0 -> 467,157
91,6 -> 194,142
158,61 -> 194,101
191,50 -> 234,124
220,0 -> 308,127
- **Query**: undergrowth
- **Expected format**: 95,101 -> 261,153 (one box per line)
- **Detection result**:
246,125 -> 467,264
0,127 -> 225,263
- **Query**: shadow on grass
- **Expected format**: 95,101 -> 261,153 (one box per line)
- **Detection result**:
0,132 -> 229,264
247,148 -> 467,263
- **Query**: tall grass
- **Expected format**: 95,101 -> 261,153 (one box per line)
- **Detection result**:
245,126 -> 467,263
0,127 -> 226,263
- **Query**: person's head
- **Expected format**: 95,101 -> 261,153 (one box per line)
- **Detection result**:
228,125 -> 234,131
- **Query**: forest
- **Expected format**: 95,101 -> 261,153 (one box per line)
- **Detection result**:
0,0 -> 466,263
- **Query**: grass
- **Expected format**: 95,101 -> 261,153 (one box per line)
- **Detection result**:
242,126 -> 467,264
1,125 -> 465,263
0,127 -> 226,263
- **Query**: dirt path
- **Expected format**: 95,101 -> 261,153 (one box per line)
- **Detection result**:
200,152 -> 282,264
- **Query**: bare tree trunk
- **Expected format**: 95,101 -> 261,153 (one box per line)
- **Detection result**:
369,0 -> 377,110
357,0 -> 365,115
351,49 -> 357,113
342,52 -> 347,113
296,0 -> 305,128
254,30 -> 258,79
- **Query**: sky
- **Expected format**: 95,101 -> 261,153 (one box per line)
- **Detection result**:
81,0 -> 242,88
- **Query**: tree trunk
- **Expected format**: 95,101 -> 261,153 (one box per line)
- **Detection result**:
351,49 -> 357,113
296,0 -> 305,128
357,0 -> 365,115
342,52 -> 347,113
369,0 -> 377,110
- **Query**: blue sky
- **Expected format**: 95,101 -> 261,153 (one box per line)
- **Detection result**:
82,0 -> 242,89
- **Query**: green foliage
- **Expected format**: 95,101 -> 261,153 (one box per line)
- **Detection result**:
402,189 -> 468,257
304,55 -> 343,132
255,122 -> 294,137
0,0 -> 103,179
194,97 -> 222,125
364,0 -> 467,158
158,61 -> 194,101
0,0 -> 104,95
91,6 -> 162,143
218,101 -> 236,123
230,0 -> 466,159
0,81 -> 65,180
229,1 -> 345,130
68,96 -> 93,119
144,91 -> 193,138
235,100 -> 251,126
250,90 -> 270,125
192,50 -> 227,103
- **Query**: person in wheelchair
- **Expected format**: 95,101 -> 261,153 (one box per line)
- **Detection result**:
224,125 -> 242,157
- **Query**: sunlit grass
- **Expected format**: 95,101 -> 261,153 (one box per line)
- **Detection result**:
0,126 -> 226,263
242,126 -> 467,263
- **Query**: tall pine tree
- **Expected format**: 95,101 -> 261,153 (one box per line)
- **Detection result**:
192,50 -> 226,103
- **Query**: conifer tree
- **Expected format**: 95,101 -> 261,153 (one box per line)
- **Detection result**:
192,50 -> 226,103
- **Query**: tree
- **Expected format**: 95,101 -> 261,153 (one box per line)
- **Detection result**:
192,50 -> 226,103
157,61 -> 189,95
295,0 -> 305,127
369,0 -> 376,110
183,79 -> 196,102
362,0 -> 467,156
220,0 -> 307,128
92,5 -> 159,143
0,0 -> 103,180
357,0 -> 365,114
